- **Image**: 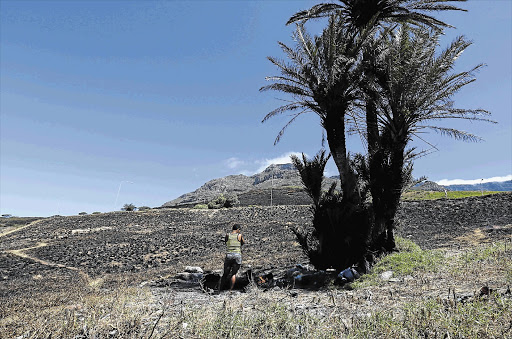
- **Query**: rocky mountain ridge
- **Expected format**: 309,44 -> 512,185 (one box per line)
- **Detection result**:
162,164 -> 339,207
445,180 -> 512,192
162,164 -> 510,208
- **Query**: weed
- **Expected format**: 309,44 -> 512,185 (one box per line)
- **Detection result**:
352,237 -> 444,288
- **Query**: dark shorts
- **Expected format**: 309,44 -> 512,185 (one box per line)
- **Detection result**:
223,253 -> 242,276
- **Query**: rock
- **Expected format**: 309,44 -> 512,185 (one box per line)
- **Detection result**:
380,271 -> 393,280
175,272 -> 203,282
184,266 -> 203,273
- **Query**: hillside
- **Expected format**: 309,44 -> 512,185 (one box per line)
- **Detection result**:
162,163 -> 510,208
162,163 -> 339,207
2,193 -> 510,279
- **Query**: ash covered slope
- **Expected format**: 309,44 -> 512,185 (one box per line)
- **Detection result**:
162,164 -> 339,207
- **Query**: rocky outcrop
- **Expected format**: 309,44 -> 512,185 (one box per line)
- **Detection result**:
162,164 -> 340,207
414,181 -> 447,192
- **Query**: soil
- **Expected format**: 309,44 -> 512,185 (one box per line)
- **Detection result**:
0,193 -> 511,336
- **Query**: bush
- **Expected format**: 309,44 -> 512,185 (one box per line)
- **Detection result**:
78,212 -> 87,215
121,203 -> 137,212
92,212 -> 101,215
207,194 -> 239,209
138,206 -> 151,211
194,204 -> 208,209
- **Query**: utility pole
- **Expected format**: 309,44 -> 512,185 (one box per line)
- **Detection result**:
270,166 -> 274,207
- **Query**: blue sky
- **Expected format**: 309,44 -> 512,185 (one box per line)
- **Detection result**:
1,0 -> 511,217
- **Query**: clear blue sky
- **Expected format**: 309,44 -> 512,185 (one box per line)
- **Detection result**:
1,0 -> 510,217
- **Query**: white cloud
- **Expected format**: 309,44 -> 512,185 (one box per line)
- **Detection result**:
255,152 -> 304,173
225,151 -> 336,176
437,174 -> 512,186
225,157 -> 246,170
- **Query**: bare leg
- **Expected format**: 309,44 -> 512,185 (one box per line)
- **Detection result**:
229,274 -> 236,290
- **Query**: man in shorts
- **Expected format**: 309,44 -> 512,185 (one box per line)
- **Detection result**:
222,224 -> 245,290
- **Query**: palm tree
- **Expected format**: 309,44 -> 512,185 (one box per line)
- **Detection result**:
282,0 -> 477,253
261,15 -> 372,203
263,0 -> 492,268
287,0 -> 467,31
363,26 -> 493,249
290,150 -> 331,210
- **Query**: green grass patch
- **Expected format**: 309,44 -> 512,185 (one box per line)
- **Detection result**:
352,237 -> 444,289
401,190 -> 501,200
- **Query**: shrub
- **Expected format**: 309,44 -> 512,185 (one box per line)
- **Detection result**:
92,212 -> 101,215
121,203 -> 137,212
194,204 -> 208,209
138,206 -> 151,211
78,212 -> 87,215
207,194 -> 239,209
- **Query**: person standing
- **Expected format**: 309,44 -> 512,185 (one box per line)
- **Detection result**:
222,224 -> 245,291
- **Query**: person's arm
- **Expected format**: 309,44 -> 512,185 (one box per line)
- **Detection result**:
225,234 -> 228,243
239,234 -> 245,246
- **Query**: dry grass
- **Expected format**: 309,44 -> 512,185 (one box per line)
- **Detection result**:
2,237 -> 511,338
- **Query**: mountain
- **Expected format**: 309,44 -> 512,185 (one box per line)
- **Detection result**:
443,180 -> 512,192
413,180 -> 512,192
162,164 -> 511,208
161,164 -> 339,208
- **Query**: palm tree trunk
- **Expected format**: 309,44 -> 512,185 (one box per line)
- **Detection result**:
325,119 -> 359,204
366,98 -> 390,248
383,140 -> 406,251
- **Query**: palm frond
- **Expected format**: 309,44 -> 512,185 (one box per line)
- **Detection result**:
287,3 -> 342,25
273,109 -> 310,145
423,125 -> 483,142
261,103 -> 307,123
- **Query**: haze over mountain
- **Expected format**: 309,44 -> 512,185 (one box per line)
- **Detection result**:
162,164 -> 511,207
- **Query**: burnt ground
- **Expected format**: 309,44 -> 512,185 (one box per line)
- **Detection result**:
0,193 -> 511,336
1,194 -> 511,286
